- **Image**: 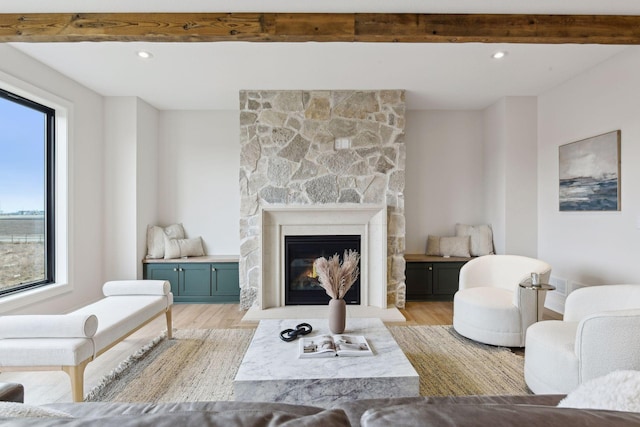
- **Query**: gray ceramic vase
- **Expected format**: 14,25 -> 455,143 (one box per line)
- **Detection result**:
328,298 -> 346,334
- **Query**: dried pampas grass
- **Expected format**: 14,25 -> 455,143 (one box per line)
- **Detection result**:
313,249 -> 360,299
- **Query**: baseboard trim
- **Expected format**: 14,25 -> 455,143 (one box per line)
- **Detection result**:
544,292 -> 566,316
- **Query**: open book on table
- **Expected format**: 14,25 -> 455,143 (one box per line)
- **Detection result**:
298,334 -> 373,358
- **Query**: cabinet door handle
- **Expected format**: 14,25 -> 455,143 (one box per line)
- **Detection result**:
428,266 -> 433,271
173,268 -> 178,272
179,267 -> 184,272
211,267 -> 216,272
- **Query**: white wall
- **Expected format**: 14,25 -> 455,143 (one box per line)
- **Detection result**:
104,97 -> 160,280
0,45 -> 105,314
405,110 -> 485,253
483,100 -> 507,254
104,97 -> 138,280
483,97 -> 538,256
504,97 -> 538,257
136,100 -> 159,278
538,47 -> 640,288
158,111 -> 241,255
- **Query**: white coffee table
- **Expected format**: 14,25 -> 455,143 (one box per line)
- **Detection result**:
234,318 -> 419,408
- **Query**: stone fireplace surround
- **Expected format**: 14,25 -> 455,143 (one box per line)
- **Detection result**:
239,89 -> 406,320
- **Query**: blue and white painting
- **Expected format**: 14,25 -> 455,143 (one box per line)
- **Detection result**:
559,130 -> 621,211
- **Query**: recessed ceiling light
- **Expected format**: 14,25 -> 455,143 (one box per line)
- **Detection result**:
136,50 -> 153,59
491,51 -> 507,59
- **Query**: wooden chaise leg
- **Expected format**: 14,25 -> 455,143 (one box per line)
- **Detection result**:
166,306 -> 173,339
62,360 -> 90,402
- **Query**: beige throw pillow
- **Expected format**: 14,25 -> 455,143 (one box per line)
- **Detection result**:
439,236 -> 471,257
164,236 -> 205,259
455,223 -> 494,256
146,225 -> 165,259
426,235 -> 441,256
163,223 -> 186,240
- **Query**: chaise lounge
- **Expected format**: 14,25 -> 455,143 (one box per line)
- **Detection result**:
0,280 -> 173,402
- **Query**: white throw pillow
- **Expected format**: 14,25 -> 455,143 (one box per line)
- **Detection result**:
146,223 -> 185,259
558,370 -> 640,413
439,236 -> 471,257
0,402 -> 73,418
455,223 -> 494,256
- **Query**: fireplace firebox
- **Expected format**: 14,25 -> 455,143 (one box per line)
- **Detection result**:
284,235 -> 361,305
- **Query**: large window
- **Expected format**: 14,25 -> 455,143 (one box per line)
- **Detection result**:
0,88 -> 55,296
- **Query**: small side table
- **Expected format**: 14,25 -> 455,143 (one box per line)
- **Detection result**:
519,283 -> 556,322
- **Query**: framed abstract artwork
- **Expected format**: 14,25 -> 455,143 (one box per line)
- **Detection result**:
559,130 -> 621,211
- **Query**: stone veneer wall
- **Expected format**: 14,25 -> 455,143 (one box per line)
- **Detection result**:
239,90 -> 406,310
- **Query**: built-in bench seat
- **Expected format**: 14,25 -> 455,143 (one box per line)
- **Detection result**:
0,280 -> 173,402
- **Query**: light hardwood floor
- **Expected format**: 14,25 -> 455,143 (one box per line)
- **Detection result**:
0,302 -> 560,405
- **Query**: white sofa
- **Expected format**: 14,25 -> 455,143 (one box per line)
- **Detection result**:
453,255 -> 552,347
525,284 -> 640,394
0,280 -> 173,402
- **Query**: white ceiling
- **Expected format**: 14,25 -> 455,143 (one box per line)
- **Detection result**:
3,0 -> 640,14
4,0 -> 640,111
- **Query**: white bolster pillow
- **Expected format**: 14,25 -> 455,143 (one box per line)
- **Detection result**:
103,280 -> 170,296
0,314 -> 98,339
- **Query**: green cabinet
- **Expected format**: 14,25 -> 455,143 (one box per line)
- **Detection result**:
405,255 -> 469,301
144,263 -> 181,296
143,260 -> 239,303
181,264 -> 212,297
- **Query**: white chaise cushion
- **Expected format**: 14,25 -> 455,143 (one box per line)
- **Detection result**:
103,280 -> 170,296
0,315 -> 98,339
71,295 -> 170,354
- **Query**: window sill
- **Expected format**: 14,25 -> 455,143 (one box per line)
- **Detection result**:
0,282 -> 73,314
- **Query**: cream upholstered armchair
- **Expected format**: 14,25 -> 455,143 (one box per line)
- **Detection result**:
525,284 -> 640,394
453,255 -> 552,347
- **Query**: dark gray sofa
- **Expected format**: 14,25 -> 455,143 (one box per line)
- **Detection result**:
2,383 -> 640,426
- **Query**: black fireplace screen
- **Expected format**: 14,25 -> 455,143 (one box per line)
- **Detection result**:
284,235 -> 361,305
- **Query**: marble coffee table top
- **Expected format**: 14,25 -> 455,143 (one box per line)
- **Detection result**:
235,317 -> 418,382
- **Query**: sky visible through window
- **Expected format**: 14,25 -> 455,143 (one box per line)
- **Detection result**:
0,96 -> 45,214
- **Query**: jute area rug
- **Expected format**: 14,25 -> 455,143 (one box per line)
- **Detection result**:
85,329 -> 255,403
85,325 -> 528,403
387,325 -> 529,396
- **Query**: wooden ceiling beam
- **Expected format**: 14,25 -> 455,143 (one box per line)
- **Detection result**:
1,13 -> 639,44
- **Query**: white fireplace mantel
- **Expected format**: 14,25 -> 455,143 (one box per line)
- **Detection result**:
260,204 -> 388,310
